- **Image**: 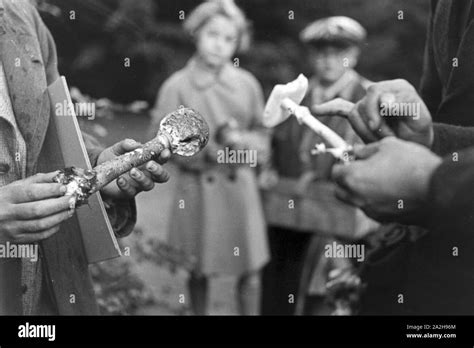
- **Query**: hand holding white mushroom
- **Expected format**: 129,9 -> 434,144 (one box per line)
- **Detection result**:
263,74 -> 349,150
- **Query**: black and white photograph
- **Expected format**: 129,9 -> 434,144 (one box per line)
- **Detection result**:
0,0 -> 473,345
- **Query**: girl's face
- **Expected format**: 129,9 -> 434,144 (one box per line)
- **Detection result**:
195,14 -> 239,69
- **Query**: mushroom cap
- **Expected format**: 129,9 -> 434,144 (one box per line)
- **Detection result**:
159,107 -> 210,157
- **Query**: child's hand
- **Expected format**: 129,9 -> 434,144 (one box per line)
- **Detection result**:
258,168 -> 279,189
295,171 -> 317,195
0,172 -> 74,243
97,139 -> 171,199
215,122 -> 242,147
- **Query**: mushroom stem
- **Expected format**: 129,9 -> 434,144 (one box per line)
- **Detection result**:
54,107 -> 209,205
91,132 -> 170,194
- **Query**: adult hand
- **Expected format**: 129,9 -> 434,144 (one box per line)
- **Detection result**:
0,172 -> 74,243
331,137 -> 442,223
312,79 -> 434,148
98,138 -> 171,199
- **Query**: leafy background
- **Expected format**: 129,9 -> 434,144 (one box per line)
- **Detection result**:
40,0 -> 429,103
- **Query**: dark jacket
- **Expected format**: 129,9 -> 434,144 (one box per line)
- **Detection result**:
420,0 -> 474,126
399,124 -> 474,315
360,125 -> 474,315
361,0 -> 474,315
0,0 -> 135,315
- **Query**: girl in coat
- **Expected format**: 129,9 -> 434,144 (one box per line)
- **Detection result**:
152,0 -> 269,315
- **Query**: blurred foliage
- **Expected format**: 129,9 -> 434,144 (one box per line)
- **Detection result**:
90,255 -> 156,315
38,0 -> 429,104
90,228 -> 192,315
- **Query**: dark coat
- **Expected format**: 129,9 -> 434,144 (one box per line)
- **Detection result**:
0,0 -> 135,315
395,125 -> 474,315
361,0 -> 474,315
420,0 -> 474,126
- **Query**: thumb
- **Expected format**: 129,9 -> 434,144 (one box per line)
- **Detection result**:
312,98 -> 355,118
110,138 -> 142,156
352,142 -> 380,160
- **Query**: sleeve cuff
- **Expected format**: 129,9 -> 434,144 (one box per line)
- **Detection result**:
426,148 -> 474,230
103,198 -> 137,238
431,123 -> 474,157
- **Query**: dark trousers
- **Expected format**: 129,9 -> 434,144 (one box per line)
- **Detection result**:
261,226 -> 311,315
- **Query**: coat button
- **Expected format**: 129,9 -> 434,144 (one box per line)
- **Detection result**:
206,176 -> 214,183
0,163 -> 10,174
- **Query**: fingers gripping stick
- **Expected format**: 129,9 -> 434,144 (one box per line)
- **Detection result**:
53,108 -> 210,206
311,143 -> 355,164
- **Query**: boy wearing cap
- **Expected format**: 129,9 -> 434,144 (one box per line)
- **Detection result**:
295,16 -> 376,315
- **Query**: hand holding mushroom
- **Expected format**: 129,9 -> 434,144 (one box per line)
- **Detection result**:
263,74 -> 354,163
96,138 -> 171,200
54,107 -> 210,206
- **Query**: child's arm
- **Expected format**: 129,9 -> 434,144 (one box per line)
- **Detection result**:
81,133 -> 138,238
82,134 -> 170,238
244,76 -> 271,166
218,75 -> 271,167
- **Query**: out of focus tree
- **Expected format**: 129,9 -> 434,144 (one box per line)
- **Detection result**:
39,0 -> 429,103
